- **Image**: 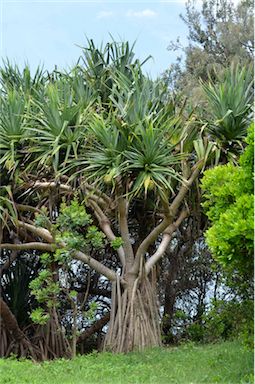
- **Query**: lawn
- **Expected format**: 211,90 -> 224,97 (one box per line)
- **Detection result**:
0,340 -> 253,384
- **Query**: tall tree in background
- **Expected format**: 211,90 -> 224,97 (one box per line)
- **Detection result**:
164,0 -> 254,99
162,2 -> 254,337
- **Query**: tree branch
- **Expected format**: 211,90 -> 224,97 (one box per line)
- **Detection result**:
32,181 -> 72,192
0,242 -> 55,252
88,199 -> 125,267
86,194 -> 108,209
17,221 -> 54,243
132,166 -> 201,274
145,209 -> 189,275
83,182 -> 114,207
73,251 -> 120,283
30,180 -> 114,210
16,204 -> 42,214
117,196 -> 134,268
0,240 -> 122,284
168,166 -> 200,214
16,209 -> 125,282
132,217 -> 172,274
77,312 -> 110,343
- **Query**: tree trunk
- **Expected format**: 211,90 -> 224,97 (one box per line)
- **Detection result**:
0,298 -> 40,359
33,307 -> 72,360
0,298 -> 25,342
162,251 -> 179,339
104,267 -> 161,353
162,283 -> 177,339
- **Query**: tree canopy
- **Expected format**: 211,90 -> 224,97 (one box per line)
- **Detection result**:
165,0 -> 254,98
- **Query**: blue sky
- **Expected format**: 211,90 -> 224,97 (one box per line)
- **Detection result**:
0,0 -> 190,79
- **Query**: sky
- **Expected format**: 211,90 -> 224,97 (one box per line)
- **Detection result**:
0,0 -> 189,79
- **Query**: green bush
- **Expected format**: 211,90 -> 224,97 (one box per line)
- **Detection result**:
186,322 -> 205,342
201,124 -> 254,280
202,300 -> 254,348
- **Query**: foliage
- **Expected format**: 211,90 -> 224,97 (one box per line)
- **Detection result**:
77,39 -> 150,105
0,341 -> 253,384
165,0 -> 254,98
30,307 -> 50,325
1,255 -> 40,327
110,237 -> 124,250
185,299 -> 254,349
29,200 -> 106,325
201,300 -> 254,349
28,78 -> 92,174
83,301 -> 98,322
71,75 -> 185,200
0,60 -> 45,95
0,36 -> 253,357
202,64 -> 253,146
0,186 -> 17,229
201,124 -> 254,278
55,199 -> 105,251
57,200 -> 92,228
29,263 -> 61,324
0,89 -> 27,175
34,207 -> 51,229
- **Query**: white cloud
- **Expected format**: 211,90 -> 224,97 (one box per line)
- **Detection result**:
126,9 -> 158,18
97,11 -> 114,20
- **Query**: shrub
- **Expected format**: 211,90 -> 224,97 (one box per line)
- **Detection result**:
202,300 -> 253,348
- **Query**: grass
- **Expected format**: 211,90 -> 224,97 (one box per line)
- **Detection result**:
0,340 -> 253,384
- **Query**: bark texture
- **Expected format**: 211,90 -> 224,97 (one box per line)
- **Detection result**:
0,298 -> 40,359
104,271 -> 161,353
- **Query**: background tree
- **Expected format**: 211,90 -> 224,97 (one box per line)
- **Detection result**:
160,60 -> 253,342
164,0 -> 254,99
163,0 -> 254,325
201,64 -> 253,155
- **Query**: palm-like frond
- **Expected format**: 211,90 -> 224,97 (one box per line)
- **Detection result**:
70,75 -> 187,199
202,64 -> 253,144
124,122 -> 183,198
77,39 -> 151,104
69,113 -> 126,184
0,90 -> 28,174
0,60 -> 45,96
1,255 -> 40,326
0,186 -> 18,230
109,70 -> 169,125
28,79 -> 92,174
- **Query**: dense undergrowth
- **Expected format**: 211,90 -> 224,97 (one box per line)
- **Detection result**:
0,340 -> 253,384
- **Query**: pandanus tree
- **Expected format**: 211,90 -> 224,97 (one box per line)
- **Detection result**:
72,72 -> 212,352
201,63 -> 253,161
0,41 -> 219,354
